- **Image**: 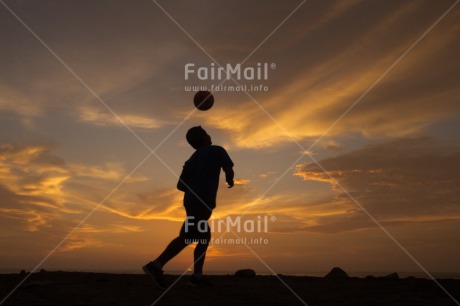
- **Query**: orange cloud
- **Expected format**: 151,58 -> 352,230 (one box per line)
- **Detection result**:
59,236 -> 116,252
79,106 -> 165,129
0,143 -> 167,233
71,162 -> 148,183
234,178 -> 250,186
259,171 -> 276,178
78,224 -> 144,234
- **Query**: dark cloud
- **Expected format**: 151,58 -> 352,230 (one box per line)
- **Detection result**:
2,1 -> 459,147
294,138 -> 460,233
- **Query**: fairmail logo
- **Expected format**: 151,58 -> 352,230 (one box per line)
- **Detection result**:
185,215 -> 276,234
184,62 -> 276,81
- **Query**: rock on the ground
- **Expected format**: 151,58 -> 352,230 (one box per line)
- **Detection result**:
365,275 -> 376,280
383,272 -> 399,280
234,269 -> 256,278
325,267 -> 349,280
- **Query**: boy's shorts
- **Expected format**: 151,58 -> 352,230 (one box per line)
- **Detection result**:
179,202 -> 212,241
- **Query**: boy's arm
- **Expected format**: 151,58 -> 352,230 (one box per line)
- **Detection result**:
217,146 -> 234,188
223,166 -> 234,188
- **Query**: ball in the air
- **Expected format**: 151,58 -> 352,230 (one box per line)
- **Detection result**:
193,91 -> 214,111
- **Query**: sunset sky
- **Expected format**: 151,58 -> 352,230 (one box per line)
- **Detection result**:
1,0 -> 460,276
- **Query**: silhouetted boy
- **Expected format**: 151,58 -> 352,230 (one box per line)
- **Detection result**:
143,126 -> 234,288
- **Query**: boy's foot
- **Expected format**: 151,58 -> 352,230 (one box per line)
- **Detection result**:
143,262 -> 167,289
188,275 -> 213,287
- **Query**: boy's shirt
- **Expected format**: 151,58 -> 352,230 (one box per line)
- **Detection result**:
178,145 -> 233,209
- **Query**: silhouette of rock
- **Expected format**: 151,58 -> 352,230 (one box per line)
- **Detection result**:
39,269 -> 48,273
325,267 -> 349,280
234,269 -> 256,278
19,270 -> 27,275
365,275 -> 376,280
383,272 -> 399,280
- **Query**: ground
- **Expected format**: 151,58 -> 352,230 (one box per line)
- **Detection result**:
1,272 -> 459,305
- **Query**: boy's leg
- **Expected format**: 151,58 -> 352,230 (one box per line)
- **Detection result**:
193,239 -> 209,274
184,204 -> 212,276
154,236 -> 188,267
193,218 -> 211,275
189,222 -> 213,287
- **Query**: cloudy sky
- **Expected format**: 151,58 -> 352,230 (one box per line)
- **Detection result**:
1,0 -> 459,276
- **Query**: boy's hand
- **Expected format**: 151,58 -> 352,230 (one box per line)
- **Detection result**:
227,179 -> 234,188
223,166 -> 234,189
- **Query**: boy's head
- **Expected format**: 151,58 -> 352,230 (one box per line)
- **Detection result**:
186,126 -> 212,149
